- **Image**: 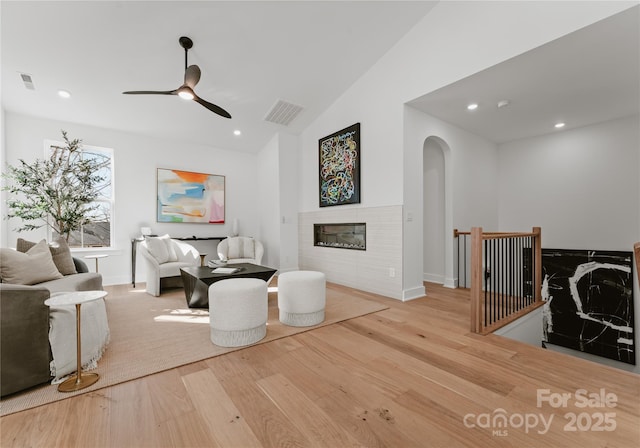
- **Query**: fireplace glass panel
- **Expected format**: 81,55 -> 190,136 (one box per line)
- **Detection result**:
314,223 -> 366,250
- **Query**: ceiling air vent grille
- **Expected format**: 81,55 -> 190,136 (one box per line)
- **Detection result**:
20,73 -> 35,90
264,99 -> 303,126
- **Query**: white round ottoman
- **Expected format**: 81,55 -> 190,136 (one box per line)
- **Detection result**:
209,278 -> 268,347
277,271 -> 326,327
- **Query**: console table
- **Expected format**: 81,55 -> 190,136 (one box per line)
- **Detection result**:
131,236 -> 226,287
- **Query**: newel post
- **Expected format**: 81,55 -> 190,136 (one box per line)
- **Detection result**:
533,227 -> 542,303
634,243 -> 640,289
470,227 -> 483,333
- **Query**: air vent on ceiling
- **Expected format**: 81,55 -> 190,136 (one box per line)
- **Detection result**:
264,99 -> 303,126
20,73 -> 35,90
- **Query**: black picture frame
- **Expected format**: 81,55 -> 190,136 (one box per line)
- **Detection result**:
318,123 -> 360,207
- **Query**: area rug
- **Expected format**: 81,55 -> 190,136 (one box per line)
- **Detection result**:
1,282 -> 387,416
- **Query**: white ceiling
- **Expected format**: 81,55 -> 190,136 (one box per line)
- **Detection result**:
408,5 -> 640,144
3,3 -> 638,153
1,1 -> 437,153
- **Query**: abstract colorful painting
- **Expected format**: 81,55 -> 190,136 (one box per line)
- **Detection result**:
542,249 -> 635,365
319,123 -> 360,207
157,169 -> 225,223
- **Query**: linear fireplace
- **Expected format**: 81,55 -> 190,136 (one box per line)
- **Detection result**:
314,223 -> 366,250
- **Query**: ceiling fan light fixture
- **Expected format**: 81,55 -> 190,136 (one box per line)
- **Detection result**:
177,87 -> 194,100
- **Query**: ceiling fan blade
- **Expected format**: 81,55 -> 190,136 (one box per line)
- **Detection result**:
122,90 -> 177,95
123,38 -> 231,119
193,94 -> 232,119
184,65 -> 201,89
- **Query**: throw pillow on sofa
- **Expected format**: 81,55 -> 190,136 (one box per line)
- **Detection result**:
0,240 -> 63,285
16,237 -> 77,275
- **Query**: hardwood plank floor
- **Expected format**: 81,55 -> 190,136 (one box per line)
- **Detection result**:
1,282 -> 638,447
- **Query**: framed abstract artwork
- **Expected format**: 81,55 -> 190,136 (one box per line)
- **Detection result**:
542,248 -> 635,365
157,168 -> 225,223
318,123 -> 360,207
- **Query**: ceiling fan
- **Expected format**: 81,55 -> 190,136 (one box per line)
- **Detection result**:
123,36 -> 231,119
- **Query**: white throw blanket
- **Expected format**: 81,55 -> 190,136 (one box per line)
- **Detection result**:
48,298 -> 110,383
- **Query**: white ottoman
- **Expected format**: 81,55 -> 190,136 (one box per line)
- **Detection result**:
209,278 -> 268,347
278,271 -> 326,327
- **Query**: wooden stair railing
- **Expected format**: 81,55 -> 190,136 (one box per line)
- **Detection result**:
469,227 -> 544,334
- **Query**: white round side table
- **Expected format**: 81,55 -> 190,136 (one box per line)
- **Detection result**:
44,290 -> 108,392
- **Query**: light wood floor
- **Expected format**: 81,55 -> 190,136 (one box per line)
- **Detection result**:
2,282 -> 639,447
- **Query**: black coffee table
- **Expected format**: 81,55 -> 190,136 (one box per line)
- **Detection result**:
180,263 -> 277,308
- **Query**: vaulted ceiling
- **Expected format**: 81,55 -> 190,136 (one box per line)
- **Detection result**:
1,1 -> 437,152
2,2 -> 638,153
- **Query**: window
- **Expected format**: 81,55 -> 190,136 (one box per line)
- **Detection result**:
45,140 -> 114,248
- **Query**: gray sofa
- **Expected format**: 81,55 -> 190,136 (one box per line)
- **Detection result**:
0,257 -> 102,396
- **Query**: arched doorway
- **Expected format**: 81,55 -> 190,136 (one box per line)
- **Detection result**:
423,136 -> 452,286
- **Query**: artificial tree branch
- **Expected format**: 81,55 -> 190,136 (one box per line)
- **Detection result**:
2,130 -> 108,242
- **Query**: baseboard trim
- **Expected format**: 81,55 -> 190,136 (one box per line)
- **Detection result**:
443,277 -> 457,289
423,273 -> 444,284
402,285 -> 426,302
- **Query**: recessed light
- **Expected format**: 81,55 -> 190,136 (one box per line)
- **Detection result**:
467,103 -> 478,111
57,90 -> 71,99
233,130 -> 242,136
497,100 -> 510,108
554,122 -> 565,129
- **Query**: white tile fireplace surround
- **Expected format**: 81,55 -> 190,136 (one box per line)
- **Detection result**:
299,205 -> 402,300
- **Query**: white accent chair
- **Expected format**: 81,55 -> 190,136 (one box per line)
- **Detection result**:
139,235 -> 199,296
209,278 -> 268,347
216,236 -> 264,265
277,271 -> 326,327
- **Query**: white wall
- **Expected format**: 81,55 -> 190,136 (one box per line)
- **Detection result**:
494,307 -> 544,348
256,131 -> 300,273
5,2 -> 635,299
423,137 -> 445,284
298,1 -> 630,298
404,106 -> 499,292
278,132 -> 300,273
4,112 -> 259,286
498,115 -> 639,250
0,106 -> 6,248
257,134 -> 280,268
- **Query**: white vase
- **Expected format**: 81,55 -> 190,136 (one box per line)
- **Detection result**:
232,218 -> 239,236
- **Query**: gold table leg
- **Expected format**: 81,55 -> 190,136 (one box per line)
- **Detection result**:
57,303 -> 100,392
